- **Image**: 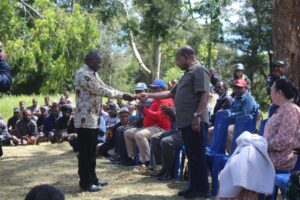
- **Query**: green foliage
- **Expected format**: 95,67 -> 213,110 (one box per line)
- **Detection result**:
193,0 -> 227,67
224,0 -> 272,107
163,67 -> 183,84
0,1 -> 28,42
2,0 -> 100,94
133,0 -> 183,40
198,41 -> 218,67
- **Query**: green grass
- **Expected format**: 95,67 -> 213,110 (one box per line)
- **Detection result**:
0,94 -> 114,122
0,94 -> 63,122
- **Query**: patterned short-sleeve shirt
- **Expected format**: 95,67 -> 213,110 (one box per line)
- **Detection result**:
74,65 -> 123,129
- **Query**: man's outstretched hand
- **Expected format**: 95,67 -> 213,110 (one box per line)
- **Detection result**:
123,93 -> 135,101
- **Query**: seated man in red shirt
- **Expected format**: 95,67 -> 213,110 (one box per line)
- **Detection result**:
124,79 -> 174,172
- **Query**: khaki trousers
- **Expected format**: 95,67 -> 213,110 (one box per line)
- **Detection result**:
124,126 -> 163,163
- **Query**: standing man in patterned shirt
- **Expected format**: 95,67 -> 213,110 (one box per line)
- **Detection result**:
74,50 -> 134,192
138,45 -> 211,198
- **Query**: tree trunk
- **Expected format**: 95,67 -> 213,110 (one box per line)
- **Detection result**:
119,0 -> 152,76
152,39 -> 161,79
272,0 -> 300,88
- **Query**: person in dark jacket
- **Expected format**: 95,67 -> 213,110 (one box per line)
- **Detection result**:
209,81 -> 234,126
7,108 -> 20,134
0,45 -> 12,92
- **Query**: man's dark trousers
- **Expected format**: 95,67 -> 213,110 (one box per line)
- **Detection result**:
180,122 -> 209,192
77,128 -> 99,189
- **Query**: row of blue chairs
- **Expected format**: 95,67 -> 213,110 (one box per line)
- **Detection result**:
207,110 -> 256,196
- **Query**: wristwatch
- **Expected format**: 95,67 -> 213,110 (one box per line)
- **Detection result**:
193,112 -> 201,118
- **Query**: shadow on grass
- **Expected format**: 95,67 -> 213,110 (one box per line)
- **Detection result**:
110,194 -> 179,200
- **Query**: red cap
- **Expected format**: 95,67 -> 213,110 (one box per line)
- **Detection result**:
233,79 -> 247,87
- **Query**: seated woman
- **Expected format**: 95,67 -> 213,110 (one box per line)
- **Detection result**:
265,78 -> 300,171
217,79 -> 300,200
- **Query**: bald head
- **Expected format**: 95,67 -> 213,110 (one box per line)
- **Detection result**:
176,45 -> 196,57
175,45 -> 197,70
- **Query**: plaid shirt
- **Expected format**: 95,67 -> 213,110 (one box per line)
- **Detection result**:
74,65 -> 123,129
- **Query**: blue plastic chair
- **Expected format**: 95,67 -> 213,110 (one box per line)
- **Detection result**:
205,110 -> 231,196
251,105 -> 259,132
211,114 -> 254,196
272,156 -> 300,199
174,145 -> 186,180
258,119 -> 268,136
230,114 -> 254,154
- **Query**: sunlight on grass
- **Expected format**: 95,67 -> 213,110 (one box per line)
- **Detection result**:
0,94 -> 63,122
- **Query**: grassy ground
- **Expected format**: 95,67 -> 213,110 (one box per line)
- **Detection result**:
0,142 -> 214,200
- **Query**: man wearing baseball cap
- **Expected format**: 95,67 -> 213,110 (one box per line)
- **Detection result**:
124,79 -> 174,173
149,79 -> 167,89
226,79 -> 257,152
229,79 -> 257,122
134,82 -> 148,92
7,108 -> 20,134
230,63 -> 251,94
131,82 -> 149,128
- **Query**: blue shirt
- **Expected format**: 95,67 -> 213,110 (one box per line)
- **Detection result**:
229,92 -> 257,123
43,113 -> 60,136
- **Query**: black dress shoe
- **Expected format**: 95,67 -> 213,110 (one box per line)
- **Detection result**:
96,180 -> 108,186
120,159 -> 135,166
184,190 -> 210,199
178,188 -> 193,196
150,169 -> 166,177
157,171 -> 173,181
81,184 -> 102,192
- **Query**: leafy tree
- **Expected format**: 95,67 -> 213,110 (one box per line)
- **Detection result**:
193,0 -> 227,68
2,0 -> 100,94
224,0 -> 272,108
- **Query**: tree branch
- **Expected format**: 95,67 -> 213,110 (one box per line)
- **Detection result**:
118,0 -> 152,75
19,0 -> 63,28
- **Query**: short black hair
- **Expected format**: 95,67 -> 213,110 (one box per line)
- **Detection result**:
274,79 -> 299,103
25,184 -> 65,200
84,50 -> 103,64
176,45 -> 196,57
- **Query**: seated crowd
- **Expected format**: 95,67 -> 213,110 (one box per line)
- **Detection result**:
0,93 -> 78,150
1,62 -> 300,200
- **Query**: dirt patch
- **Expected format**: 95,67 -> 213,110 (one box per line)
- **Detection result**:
0,143 -> 213,200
